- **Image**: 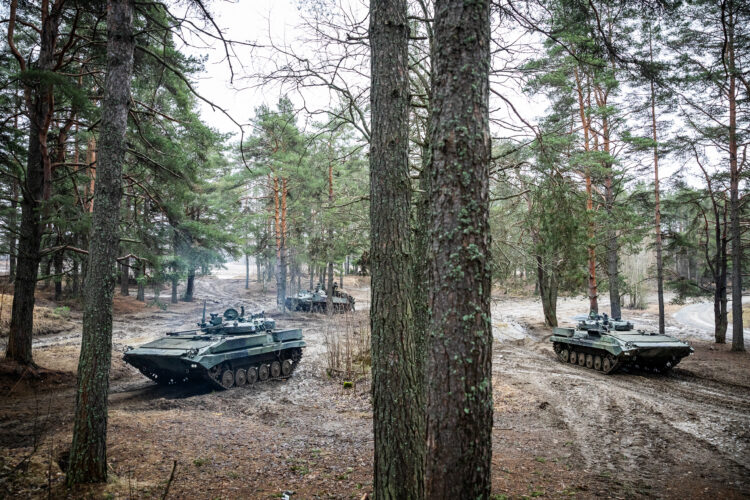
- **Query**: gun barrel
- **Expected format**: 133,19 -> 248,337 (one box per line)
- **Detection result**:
166,329 -> 201,336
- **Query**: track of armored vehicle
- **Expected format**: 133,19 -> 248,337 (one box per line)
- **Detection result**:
123,306 -> 305,390
550,314 -> 693,374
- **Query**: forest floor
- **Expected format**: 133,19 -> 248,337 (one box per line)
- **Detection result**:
0,274 -> 749,499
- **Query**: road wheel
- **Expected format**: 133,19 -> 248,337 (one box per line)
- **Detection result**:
602,357 -> 613,373
569,351 -> 578,365
270,360 -> 281,378
585,354 -> 594,369
258,364 -> 270,381
578,352 -> 586,366
220,368 -> 234,389
594,355 -> 602,371
281,359 -> 293,376
246,366 -> 258,385
559,349 -> 569,363
235,368 -> 247,387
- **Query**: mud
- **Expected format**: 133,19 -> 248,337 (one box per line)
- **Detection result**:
0,277 -> 748,499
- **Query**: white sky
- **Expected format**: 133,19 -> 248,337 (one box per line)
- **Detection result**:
179,0 -> 708,188
180,0 -> 308,136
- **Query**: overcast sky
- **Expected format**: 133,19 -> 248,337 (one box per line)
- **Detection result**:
179,0 -> 309,137
176,0 -> 703,186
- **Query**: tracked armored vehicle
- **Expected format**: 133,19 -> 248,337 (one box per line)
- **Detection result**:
123,305 -> 304,389
551,313 -> 693,374
285,283 -> 355,313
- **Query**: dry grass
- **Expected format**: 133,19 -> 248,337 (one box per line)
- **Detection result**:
323,310 -> 371,382
0,294 -> 77,337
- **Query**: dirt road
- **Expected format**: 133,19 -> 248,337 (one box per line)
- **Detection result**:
1,278 -> 748,499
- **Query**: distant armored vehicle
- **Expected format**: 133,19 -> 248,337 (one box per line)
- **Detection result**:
551,313 -> 693,374
285,283 -> 355,313
123,305 -> 305,389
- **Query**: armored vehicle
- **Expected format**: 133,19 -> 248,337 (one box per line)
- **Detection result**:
285,283 -> 355,313
551,313 -> 693,374
123,305 -> 305,389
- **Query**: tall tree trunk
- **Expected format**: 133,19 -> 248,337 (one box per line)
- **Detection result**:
67,0 -> 134,484
275,178 -> 288,311
426,0 -> 492,496
574,69 -> 598,315
5,0 -> 63,365
369,0 -> 424,497
256,256 -> 262,283
245,253 -> 250,289
727,5 -> 744,351
649,31 -> 665,334
602,115 -> 619,319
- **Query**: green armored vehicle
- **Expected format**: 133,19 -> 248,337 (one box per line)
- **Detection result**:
285,282 -> 355,313
123,305 -> 305,389
551,313 -> 693,374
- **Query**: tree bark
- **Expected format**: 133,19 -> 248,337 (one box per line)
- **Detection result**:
425,0 -> 492,496
67,0 -> 134,484
369,0 -> 424,497
5,0 -> 64,364
727,2 -> 744,351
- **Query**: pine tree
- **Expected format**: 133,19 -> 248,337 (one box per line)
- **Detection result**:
425,0 -> 493,495
67,0 -> 135,484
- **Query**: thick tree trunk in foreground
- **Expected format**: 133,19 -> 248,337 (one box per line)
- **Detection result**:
67,0 -> 134,484
425,0 -> 493,497
5,0 -> 63,365
369,0 -> 424,497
